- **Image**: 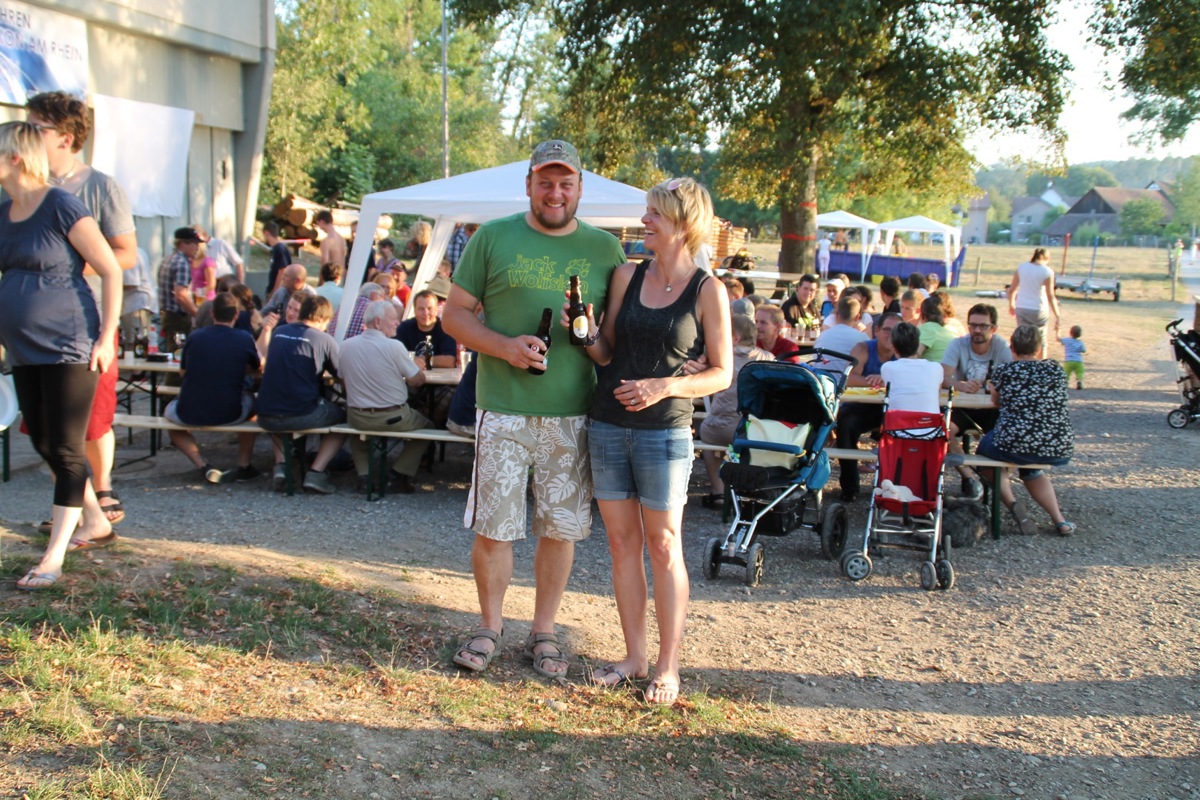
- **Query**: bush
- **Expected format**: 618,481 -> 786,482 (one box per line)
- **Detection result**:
1074,221 -> 1101,246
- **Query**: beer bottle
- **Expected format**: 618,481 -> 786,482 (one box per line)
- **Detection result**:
528,308 -> 553,375
568,275 -> 589,346
424,334 -> 434,370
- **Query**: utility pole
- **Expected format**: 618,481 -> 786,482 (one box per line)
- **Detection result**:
441,0 -> 450,178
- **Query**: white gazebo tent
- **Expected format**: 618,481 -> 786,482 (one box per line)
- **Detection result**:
868,215 -> 961,267
336,162 -> 648,340
815,210 -> 877,279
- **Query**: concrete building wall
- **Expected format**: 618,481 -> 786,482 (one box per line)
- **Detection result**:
0,0 -> 274,265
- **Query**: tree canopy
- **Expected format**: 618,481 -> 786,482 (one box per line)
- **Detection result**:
461,0 -> 1070,271
1092,0 -> 1200,144
1119,196 -> 1168,236
261,0 -> 522,206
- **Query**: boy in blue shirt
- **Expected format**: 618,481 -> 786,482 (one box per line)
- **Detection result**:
1060,324 -> 1087,390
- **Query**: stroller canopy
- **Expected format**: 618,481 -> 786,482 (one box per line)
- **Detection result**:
736,361 -> 842,428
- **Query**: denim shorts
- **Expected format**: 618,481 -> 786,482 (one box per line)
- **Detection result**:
589,420 -> 693,511
977,430 -> 1069,480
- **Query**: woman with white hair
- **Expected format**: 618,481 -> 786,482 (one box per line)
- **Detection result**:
0,121 -> 123,589
574,177 -> 732,705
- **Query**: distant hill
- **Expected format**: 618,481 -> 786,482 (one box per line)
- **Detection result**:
1082,156 -> 1195,188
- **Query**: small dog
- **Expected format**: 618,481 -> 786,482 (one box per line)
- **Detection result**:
942,497 -> 987,549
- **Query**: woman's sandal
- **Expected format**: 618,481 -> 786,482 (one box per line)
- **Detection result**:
1054,521 -> 1077,537
68,532 -> 118,552
95,491 -> 126,525
700,493 -> 724,510
524,631 -> 569,679
16,570 -> 59,591
37,519 -> 79,536
452,627 -> 502,673
591,664 -> 649,688
644,678 -> 680,706
1005,499 -> 1034,536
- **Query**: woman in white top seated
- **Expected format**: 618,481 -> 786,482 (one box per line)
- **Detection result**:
880,322 -> 943,413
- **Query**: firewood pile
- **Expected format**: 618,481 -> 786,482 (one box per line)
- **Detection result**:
268,195 -> 392,243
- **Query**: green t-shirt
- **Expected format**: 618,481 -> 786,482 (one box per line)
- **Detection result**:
919,321 -> 955,363
453,212 -> 625,416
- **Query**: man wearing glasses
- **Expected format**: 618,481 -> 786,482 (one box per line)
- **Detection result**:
941,303 -> 1012,498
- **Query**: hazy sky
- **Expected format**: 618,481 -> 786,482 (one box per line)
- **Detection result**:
969,5 -> 1200,167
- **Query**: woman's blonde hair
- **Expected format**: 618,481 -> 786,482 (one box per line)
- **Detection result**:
0,121 -> 49,184
411,220 -> 432,246
646,177 -> 714,257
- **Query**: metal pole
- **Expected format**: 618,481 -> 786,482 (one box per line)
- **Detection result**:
441,0 -> 450,178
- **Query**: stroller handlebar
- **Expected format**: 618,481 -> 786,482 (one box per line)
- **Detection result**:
1167,318 -> 1184,334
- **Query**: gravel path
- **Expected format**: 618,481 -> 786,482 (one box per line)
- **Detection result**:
2,292 -> 1198,800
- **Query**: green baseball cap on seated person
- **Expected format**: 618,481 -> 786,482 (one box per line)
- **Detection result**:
529,140 -> 581,174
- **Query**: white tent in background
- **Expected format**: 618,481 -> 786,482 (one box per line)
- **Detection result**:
869,215 -> 961,267
815,210 -> 877,279
336,162 -> 648,339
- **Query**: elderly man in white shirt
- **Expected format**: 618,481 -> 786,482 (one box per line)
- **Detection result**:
339,300 -> 431,494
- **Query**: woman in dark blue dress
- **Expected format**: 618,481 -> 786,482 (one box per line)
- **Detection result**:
0,121 -> 123,590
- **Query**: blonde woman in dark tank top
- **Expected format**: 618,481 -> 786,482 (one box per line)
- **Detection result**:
568,178 -> 732,705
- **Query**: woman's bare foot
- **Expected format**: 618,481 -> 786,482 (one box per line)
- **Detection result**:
644,672 -> 681,706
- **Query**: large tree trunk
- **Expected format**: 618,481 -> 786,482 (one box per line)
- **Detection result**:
778,141 -> 820,274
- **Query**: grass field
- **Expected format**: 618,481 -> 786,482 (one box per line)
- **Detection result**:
0,558 -> 905,800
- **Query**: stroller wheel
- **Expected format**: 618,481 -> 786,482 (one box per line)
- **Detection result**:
819,501 -> 848,561
936,559 -> 955,590
919,561 -> 937,591
744,542 -> 765,587
841,551 -> 872,582
703,537 -> 722,580
1167,408 -> 1190,429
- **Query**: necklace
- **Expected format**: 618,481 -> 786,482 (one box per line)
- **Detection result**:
657,263 -> 689,293
48,166 -> 78,187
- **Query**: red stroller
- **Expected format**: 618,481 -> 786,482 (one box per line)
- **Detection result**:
840,404 -> 955,591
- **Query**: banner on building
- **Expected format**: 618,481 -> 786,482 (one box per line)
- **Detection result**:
0,0 -> 88,105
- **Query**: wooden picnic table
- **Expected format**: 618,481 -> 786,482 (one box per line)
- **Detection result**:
840,388 -> 996,409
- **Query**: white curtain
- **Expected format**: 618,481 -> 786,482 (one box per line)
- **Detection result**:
91,94 -> 194,218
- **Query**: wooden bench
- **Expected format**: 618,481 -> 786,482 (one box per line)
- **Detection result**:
112,413 -> 329,496
330,425 -> 475,500
827,445 -> 1052,539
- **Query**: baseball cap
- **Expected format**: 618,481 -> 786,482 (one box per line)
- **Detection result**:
825,277 -> 846,293
174,226 -> 201,243
529,140 -> 581,174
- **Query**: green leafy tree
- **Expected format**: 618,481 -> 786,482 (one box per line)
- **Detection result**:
1173,164 -> 1200,234
261,0 -> 384,200
311,143 -> 377,205
460,0 -> 1069,272
1025,164 -> 1119,198
1092,0 -> 1200,143
1041,204 -> 1069,230
1119,197 -> 1168,236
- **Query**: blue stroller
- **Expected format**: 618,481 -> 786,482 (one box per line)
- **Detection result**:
703,351 -> 856,586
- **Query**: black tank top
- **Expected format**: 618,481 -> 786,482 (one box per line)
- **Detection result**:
590,261 -> 708,429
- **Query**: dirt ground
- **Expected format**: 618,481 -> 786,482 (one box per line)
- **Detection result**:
2,282 -> 1199,800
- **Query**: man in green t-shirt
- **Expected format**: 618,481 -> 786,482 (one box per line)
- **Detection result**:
443,140 -> 626,678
